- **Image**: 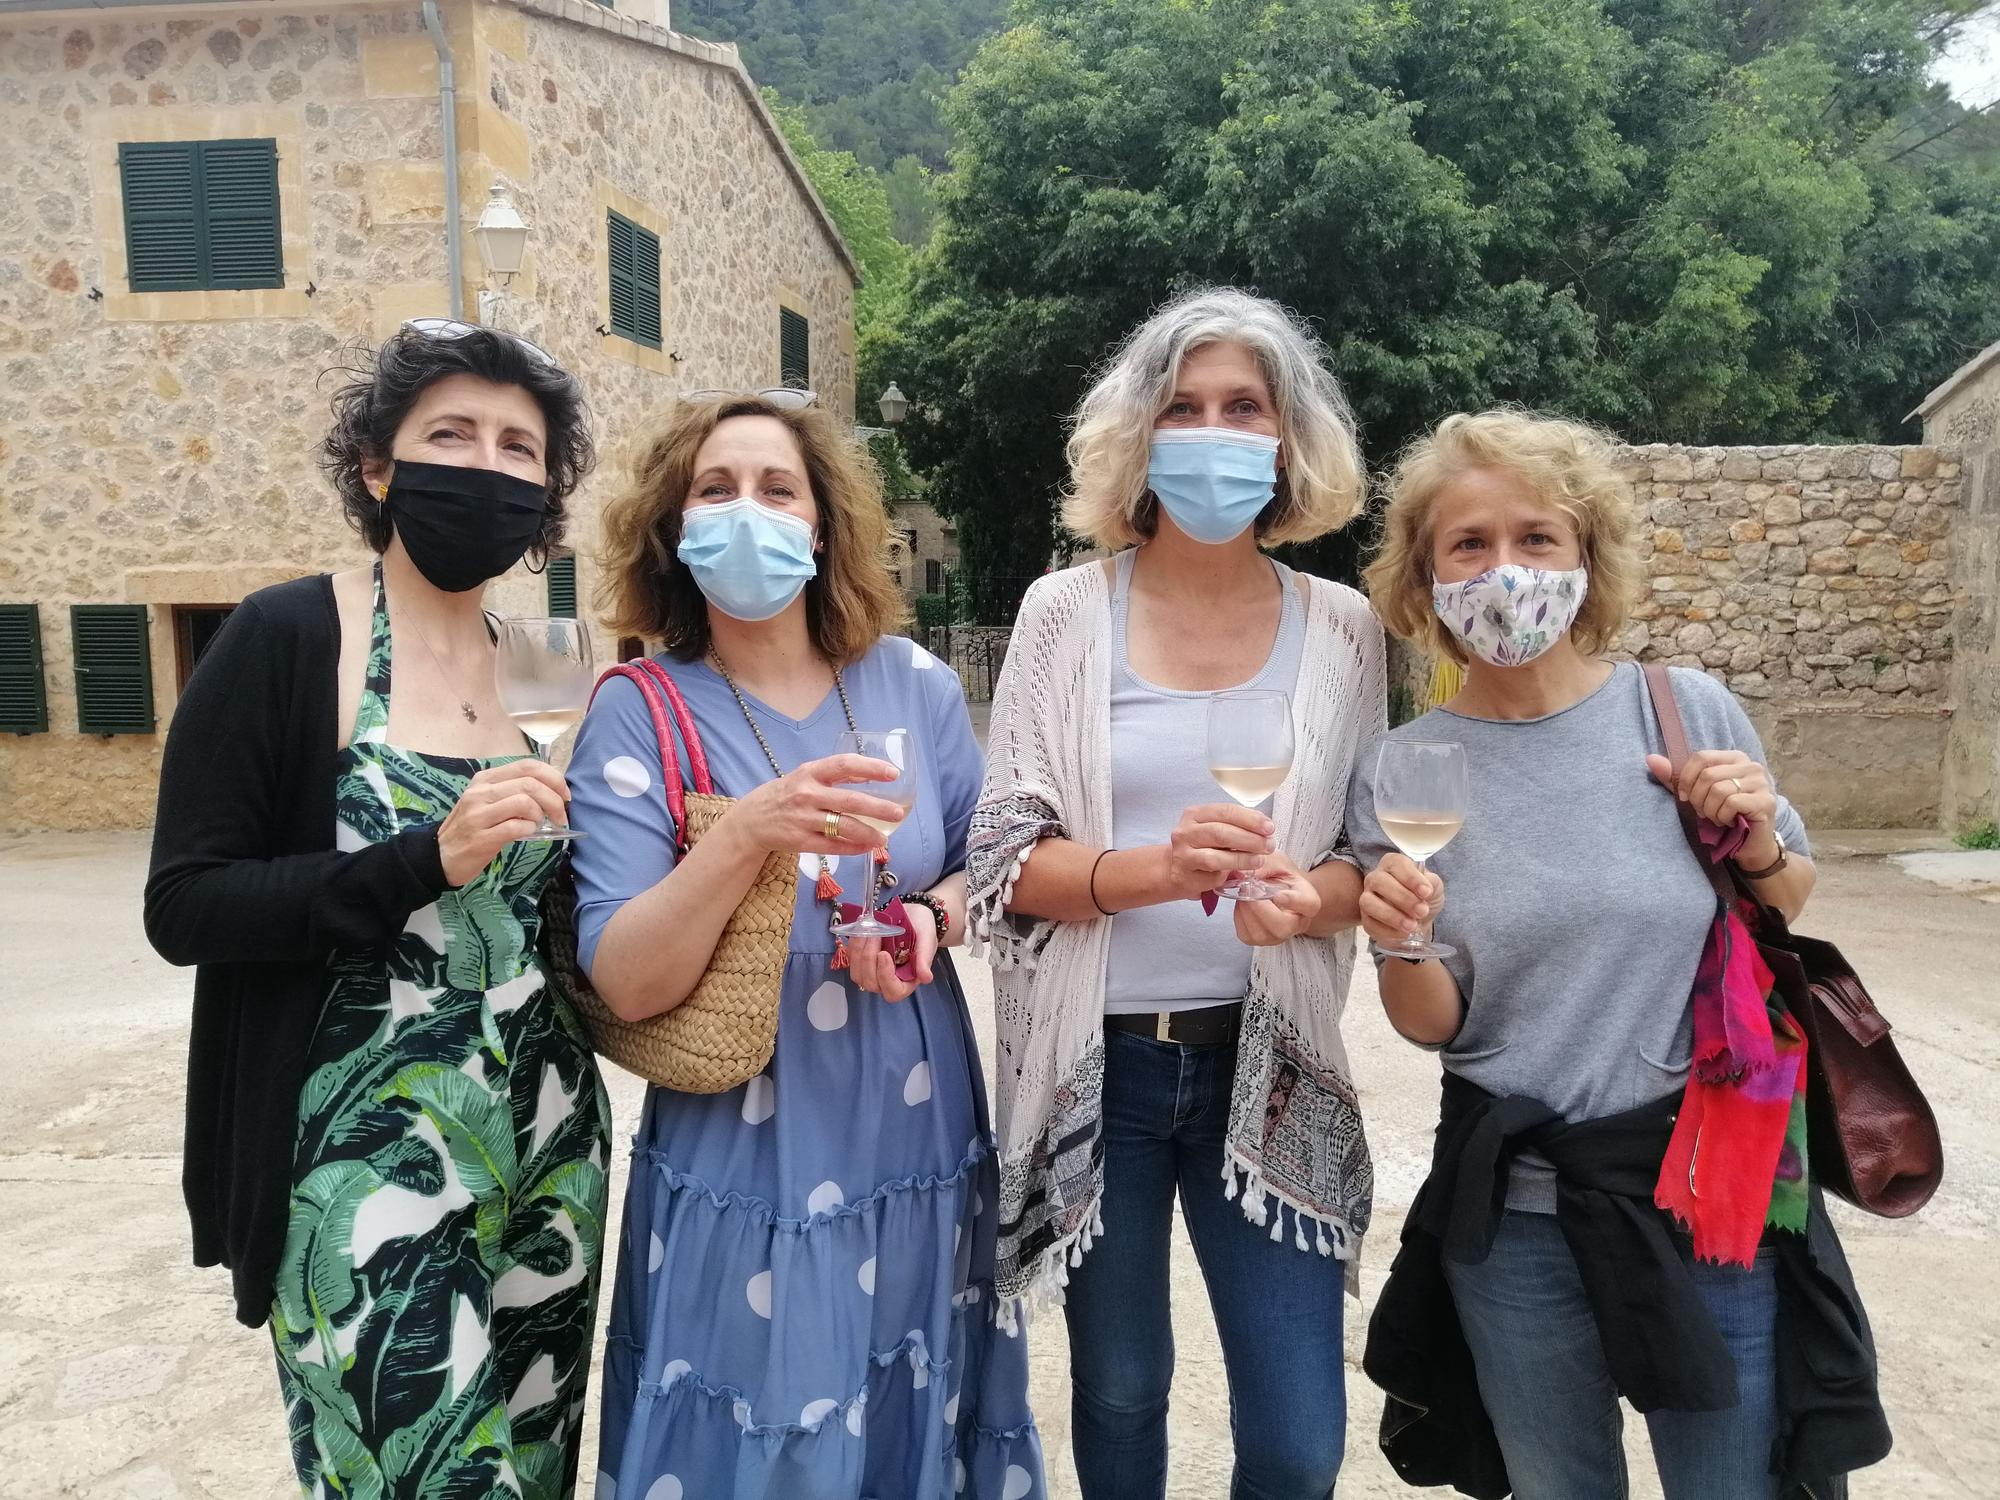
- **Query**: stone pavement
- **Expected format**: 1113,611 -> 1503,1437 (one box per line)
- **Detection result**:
1,832 -> 1994,1499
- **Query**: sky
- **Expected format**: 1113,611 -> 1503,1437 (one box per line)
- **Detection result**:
1935,7 -> 2000,109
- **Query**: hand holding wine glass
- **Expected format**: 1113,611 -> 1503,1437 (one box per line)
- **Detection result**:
831,729 -> 920,940
494,616 -> 595,843
1369,739 -> 1467,961
1206,689 -> 1296,902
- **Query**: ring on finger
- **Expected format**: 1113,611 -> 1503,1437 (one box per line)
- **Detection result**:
1728,777 -> 1743,793
824,811 -> 843,841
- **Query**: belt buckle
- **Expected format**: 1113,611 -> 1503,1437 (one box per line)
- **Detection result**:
1156,1011 -> 1174,1044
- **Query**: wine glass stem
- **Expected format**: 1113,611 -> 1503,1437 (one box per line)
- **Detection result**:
867,847 -> 883,919
1404,856 -> 1430,952
533,738 -> 558,834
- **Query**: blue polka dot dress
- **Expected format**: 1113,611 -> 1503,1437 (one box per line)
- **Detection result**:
566,637 -> 1045,1500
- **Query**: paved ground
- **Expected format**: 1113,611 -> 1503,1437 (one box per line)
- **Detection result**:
0,831 -> 1994,1499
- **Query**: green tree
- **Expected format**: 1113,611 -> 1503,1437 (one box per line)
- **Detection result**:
884,0 -> 2000,619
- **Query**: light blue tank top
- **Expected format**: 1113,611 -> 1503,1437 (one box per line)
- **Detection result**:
1103,547 -> 1305,1014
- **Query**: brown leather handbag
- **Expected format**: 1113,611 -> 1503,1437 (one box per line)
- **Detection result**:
1645,662 -> 1944,1218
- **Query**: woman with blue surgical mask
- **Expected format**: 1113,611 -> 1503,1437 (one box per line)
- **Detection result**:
967,288 -> 1385,1500
567,395 -> 1046,1498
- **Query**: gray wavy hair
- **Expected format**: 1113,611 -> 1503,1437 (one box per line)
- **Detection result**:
1061,287 -> 1364,550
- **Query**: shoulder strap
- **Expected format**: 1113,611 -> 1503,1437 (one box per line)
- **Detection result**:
1643,662 -> 1738,907
587,660 -> 711,855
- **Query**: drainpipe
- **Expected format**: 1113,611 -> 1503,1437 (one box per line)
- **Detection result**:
421,0 -> 465,320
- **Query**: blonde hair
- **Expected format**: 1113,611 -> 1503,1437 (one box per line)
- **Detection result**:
1061,288 -> 1364,550
1366,409 -> 1641,665
597,396 -> 907,665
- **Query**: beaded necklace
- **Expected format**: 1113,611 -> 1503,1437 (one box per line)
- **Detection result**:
707,650 -> 892,971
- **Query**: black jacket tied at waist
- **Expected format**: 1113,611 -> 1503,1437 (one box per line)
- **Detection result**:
1363,1072 -> 1890,1499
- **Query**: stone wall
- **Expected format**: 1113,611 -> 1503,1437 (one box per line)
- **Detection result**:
1918,344 -> 2000,830
0,0 -> 855,832
1614,444 -> 1960,826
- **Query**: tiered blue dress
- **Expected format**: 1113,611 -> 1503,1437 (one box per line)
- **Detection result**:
566,635 -> 1045,1500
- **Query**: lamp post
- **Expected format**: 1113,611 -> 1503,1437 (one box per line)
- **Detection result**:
474,183 -> 528,328
878,381 -> 909,426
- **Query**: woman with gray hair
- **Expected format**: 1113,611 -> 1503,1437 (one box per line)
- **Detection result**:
966,287 -> 1385,1498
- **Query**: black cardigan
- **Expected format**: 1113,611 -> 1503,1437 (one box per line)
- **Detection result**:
1365,1072 -> 1890,1499
145,575 -> 449,1327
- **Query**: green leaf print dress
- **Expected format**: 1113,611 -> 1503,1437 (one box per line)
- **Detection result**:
270,566 -> 611,1500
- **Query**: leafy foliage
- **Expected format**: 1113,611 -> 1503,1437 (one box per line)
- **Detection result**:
881,0 -> 2000,616
679,0 -> 1008,171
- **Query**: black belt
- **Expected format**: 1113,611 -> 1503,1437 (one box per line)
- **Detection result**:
1105,1002 -> 1242,1047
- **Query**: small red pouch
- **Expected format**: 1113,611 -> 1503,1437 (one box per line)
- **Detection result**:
835,897 -> 921,983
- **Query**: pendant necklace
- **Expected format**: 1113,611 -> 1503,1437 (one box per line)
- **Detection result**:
709,649 -> 895,972
392,584 -> 484,724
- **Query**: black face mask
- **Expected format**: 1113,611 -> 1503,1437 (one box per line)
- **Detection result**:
383,459 -> 550,594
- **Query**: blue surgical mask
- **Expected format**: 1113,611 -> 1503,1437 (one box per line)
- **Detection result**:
676,497 -> 818,622
1146,428 -> 1281,545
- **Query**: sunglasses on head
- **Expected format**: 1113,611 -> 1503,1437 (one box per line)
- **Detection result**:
401,317 -> 559,370
681,386 -> 819,411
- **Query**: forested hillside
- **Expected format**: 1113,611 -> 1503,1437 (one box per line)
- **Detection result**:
676,0 -> 1006,172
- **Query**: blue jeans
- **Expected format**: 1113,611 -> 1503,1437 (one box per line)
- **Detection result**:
1063,1028 -> 1347,1500
1444,1209 -> 1780,1500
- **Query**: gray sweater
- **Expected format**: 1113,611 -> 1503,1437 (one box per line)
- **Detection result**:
1345,661 -> 1809,1210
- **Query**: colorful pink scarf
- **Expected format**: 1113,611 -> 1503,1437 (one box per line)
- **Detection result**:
1654,818 -> 1810,1266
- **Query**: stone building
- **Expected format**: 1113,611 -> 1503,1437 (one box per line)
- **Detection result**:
1914,342 -> 2000,830
0,0 -> 857,832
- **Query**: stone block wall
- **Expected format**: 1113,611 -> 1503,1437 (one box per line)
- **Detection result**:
1615,444 -> 1961,827
0,0 -> 856,832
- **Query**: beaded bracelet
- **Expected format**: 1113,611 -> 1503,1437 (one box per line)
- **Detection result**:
902,891 -> 950,944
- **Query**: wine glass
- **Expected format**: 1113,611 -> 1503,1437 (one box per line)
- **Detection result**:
831,728 -> 920,939
494,617 -> 595,843
1371,739 -> 1468,960
1206,689 -> 1295,902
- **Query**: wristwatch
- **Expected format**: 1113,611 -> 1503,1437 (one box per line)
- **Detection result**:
1738,827 -> 1789,881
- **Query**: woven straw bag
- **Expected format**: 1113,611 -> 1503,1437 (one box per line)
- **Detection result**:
541,659 -> 792,1093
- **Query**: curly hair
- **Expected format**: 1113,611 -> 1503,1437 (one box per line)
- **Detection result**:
597,396 -> 907,665
1366,409 -> 1641,665
318,325 -> 596,561
1062,287 -> 1364,550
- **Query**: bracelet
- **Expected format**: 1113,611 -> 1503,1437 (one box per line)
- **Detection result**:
1089,848 -> 1116,917
902,891 -> 950,944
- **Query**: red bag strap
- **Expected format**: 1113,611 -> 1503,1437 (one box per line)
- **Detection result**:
1642,662 -> 1743,910
585,659 -> 712,855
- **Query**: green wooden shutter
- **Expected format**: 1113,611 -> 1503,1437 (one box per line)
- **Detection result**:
631,221 -> 663,348
608,211 -> 661,349
200,138 -> 283,289
121,142 -> 203,292
0,605 -> 48,735
780,306 -> 811,388
547,556 -> 578,618
71,605 -> 155,735
121,139 -> 281,292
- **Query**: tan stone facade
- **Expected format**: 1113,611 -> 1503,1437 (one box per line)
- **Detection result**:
0,0 -> 855,832
1915,343 -> 2000,830
1614,443 -> 1963,828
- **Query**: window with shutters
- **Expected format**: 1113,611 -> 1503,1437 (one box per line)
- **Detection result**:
172,605 -> 235,693
119,139 -> 284,293
607,210 -> 662,349
0,605 -> 48,735
71,605 -> 156,736
547,556 -> 578,618
779,306 -> 811,389
926,559 -> 943,595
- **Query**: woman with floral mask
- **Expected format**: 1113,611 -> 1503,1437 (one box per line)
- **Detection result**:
1352,411 -> 1887,1499
145,322 -> 610,1497
967,288 -> 1383,1500
567,395 -> 1044,1499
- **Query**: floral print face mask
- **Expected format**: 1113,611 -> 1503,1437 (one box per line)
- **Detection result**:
1431,564 -> 1589,667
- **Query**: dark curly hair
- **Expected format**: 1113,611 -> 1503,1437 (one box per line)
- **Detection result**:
318,324 -> 596,561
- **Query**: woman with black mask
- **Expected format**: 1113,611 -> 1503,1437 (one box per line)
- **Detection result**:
145,321 -> 608,1500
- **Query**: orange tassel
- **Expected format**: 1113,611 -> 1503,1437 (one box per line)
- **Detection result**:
874,846 -> 891,865
830,941 -> 850,971
816,869 -> 843,902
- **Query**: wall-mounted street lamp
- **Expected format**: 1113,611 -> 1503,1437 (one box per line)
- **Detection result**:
878,381 -> 909,426
474,183 -> 529,284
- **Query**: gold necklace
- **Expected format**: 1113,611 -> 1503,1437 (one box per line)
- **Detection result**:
390,583 -> 486,725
